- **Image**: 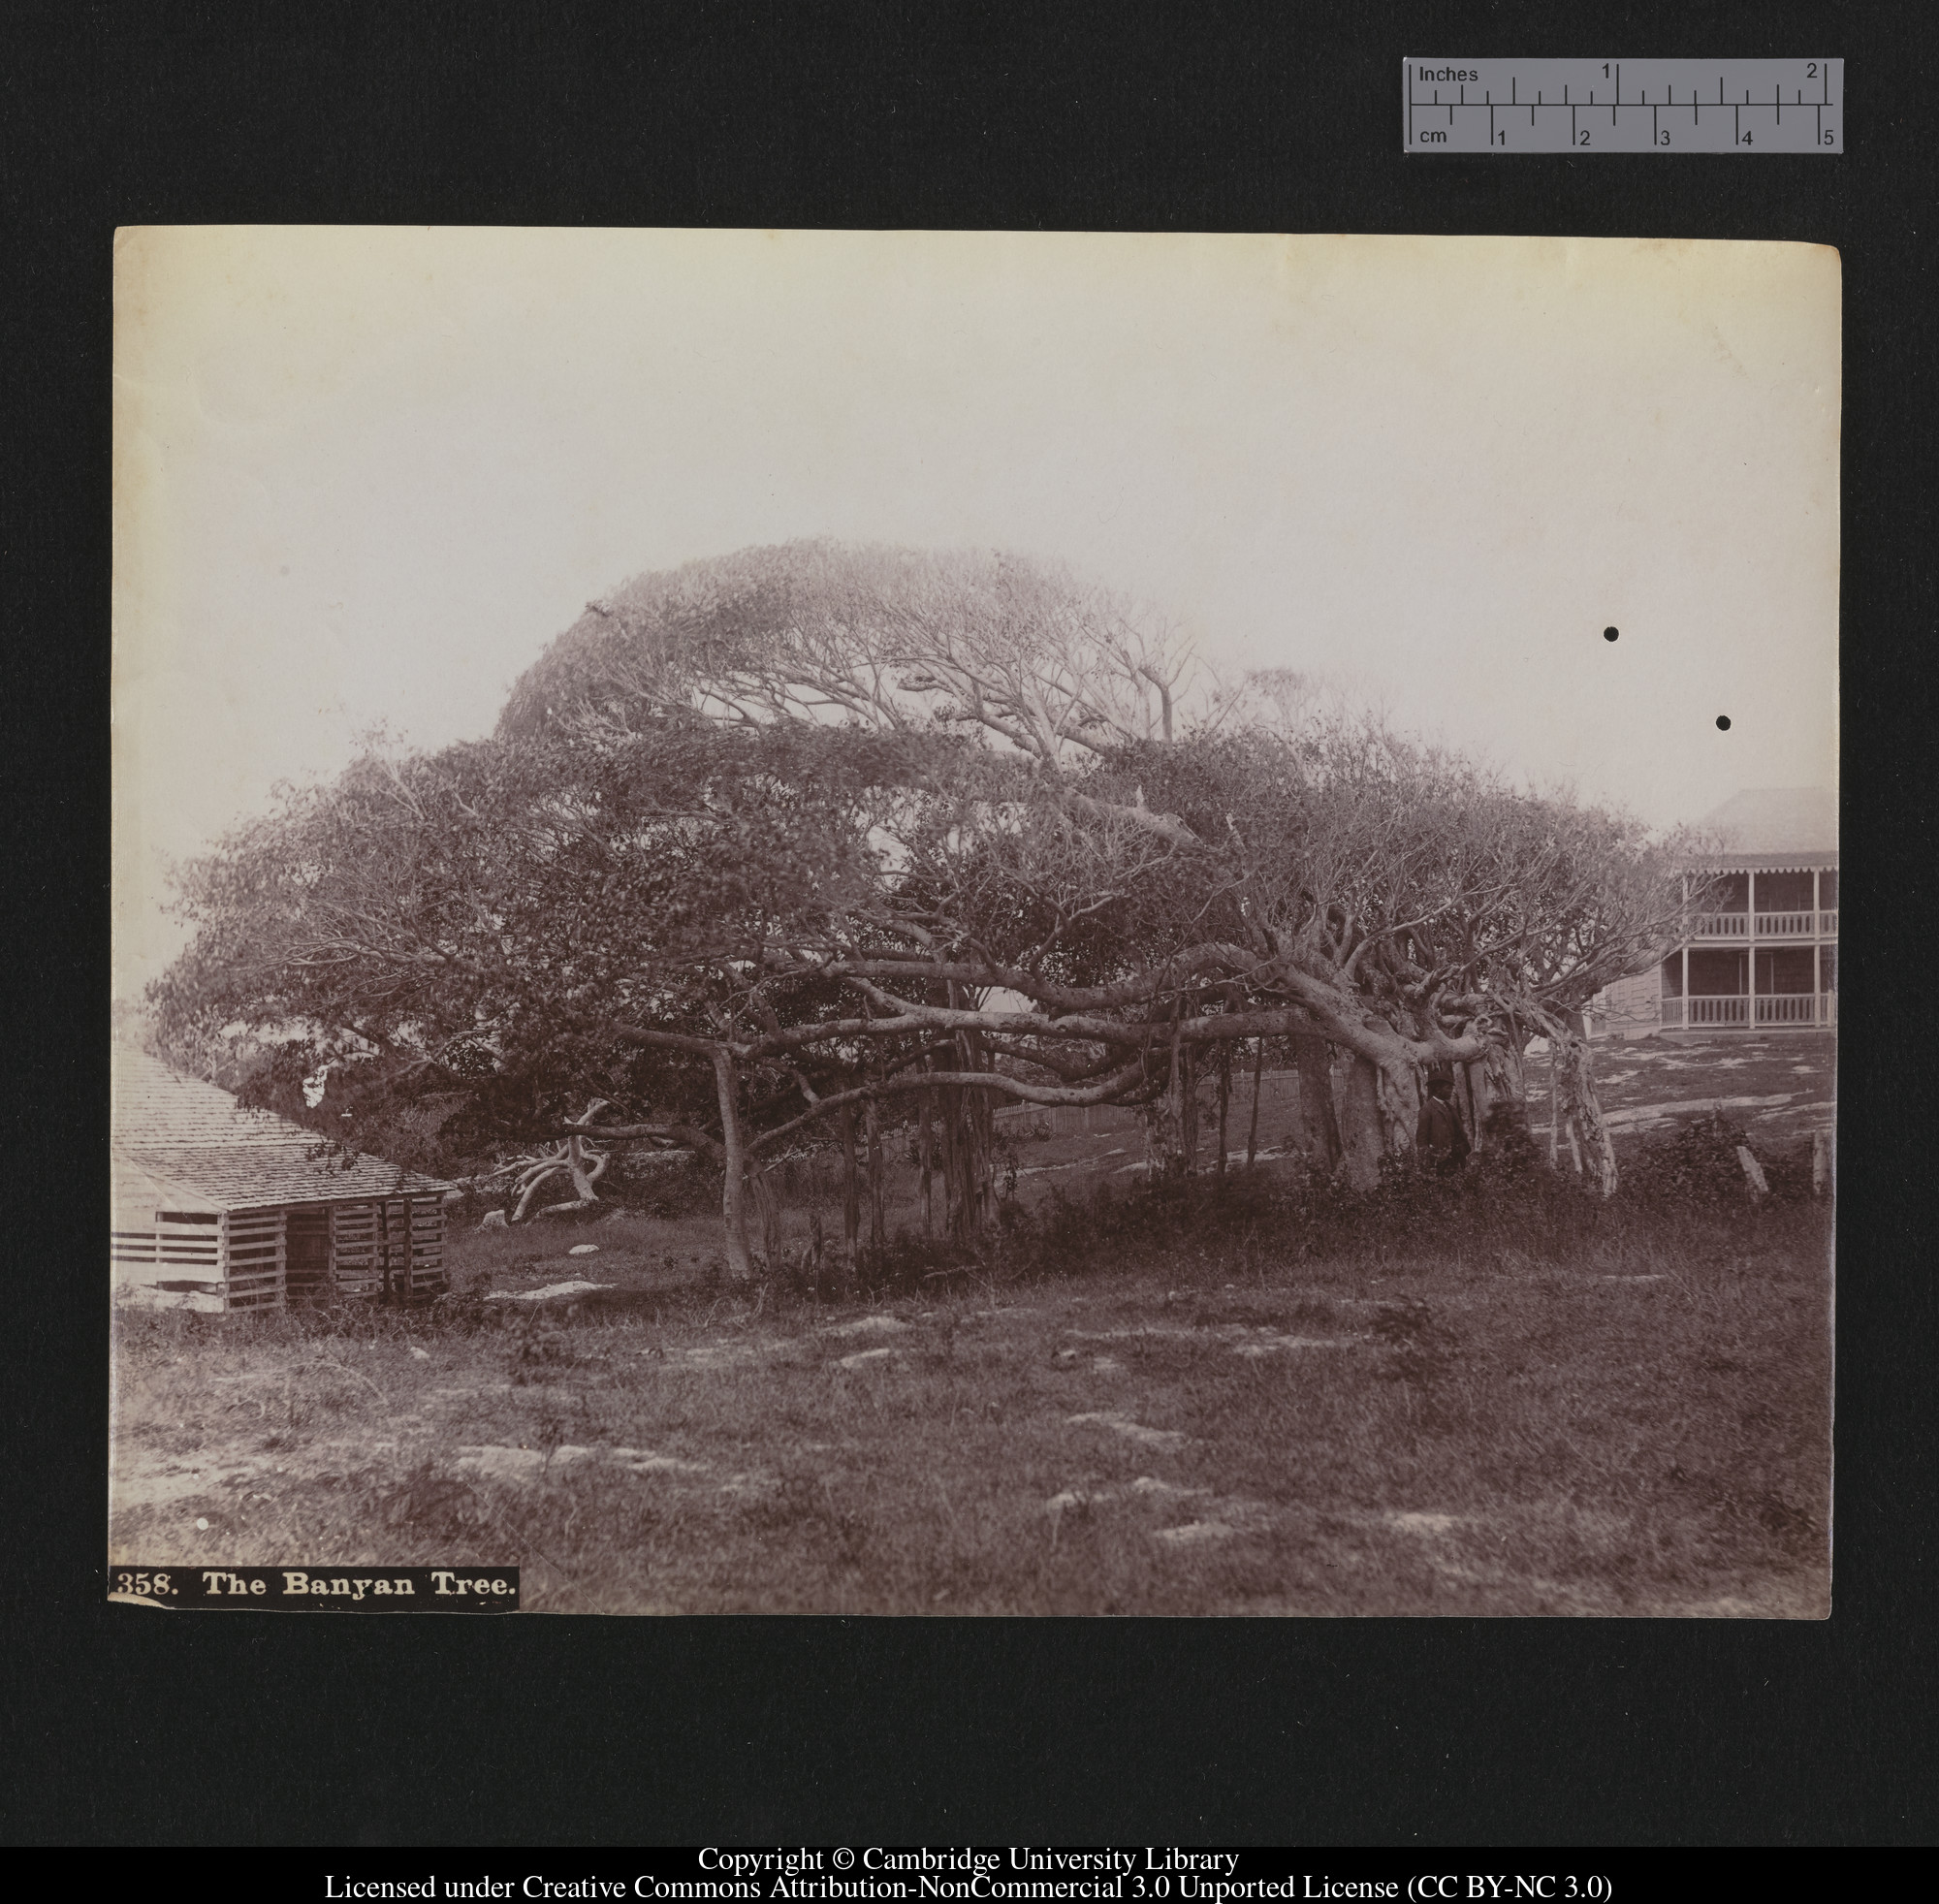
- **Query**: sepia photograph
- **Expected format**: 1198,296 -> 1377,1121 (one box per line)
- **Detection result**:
110,227 -> 1837,1616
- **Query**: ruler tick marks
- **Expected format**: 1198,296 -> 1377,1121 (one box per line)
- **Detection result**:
1404,57 -> 1841,152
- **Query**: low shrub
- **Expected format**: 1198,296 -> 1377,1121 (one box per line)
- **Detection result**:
1628,1112 -> 1818,1211
941,1106 -> 1828,1286
432,1104 -> 1828,1308
607,1151 -> 719,1219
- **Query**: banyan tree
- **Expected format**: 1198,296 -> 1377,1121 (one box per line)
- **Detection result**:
153,541 -> 1691,1273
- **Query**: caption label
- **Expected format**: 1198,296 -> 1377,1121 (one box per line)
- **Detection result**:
108,1566 -> 521,1610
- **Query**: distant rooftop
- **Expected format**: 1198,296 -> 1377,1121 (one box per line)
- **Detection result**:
1696,787 -> 1838,856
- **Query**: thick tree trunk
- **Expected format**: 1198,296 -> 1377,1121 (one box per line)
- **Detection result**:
1291,1034 -> 1343,1171
711,1047 -> 756,1281
937,994 -> 993,1242
1549,1031 -> 1618,1195
510,1162 -> 568,1222
509,1134 -> 608,1222
750,1164 -> 783,1269
1386,1061 -> 1423,1168
1480,1036 -> 1529,1144
941,1029 -> 993,1240
564,1133 -> 606,1200
1150,1010 -> 1185,1177
1458,1059 -> 1487,1151
1338,1054 -> 1385,1190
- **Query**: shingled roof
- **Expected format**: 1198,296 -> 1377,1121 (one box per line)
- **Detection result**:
111,1045 -> 453,1214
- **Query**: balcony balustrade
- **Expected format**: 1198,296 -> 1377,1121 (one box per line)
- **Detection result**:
1685,909 -> 1836,940
1691,912 -> 1748,938
1660,993 -> 1832,1029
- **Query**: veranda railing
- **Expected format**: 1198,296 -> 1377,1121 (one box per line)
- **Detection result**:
1660,993 -> 1832,1028
1687,910 -> 1836,939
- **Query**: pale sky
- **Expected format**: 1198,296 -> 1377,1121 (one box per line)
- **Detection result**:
112,228 -> 1840,1000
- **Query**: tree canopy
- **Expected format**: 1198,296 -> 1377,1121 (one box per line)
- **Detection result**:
152,540 -> 1693,1266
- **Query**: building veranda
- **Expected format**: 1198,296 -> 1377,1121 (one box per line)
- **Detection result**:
1596,787 -> 1837,1039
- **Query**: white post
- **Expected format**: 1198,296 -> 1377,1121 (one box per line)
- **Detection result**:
1813,868 -> 1823,1024
1745,870 -> 1756,1028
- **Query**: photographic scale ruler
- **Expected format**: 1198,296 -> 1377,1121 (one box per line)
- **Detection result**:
1404,58 -> 1842,153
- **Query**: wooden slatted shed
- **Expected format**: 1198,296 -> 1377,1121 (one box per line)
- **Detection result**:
111,1046 -> 454,1313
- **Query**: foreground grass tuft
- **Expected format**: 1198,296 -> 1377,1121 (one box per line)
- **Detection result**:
110,1157 -> 1831,1615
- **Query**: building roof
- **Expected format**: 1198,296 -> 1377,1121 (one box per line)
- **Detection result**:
1696,787 -> 1838,856
112,1045 -> 453,1214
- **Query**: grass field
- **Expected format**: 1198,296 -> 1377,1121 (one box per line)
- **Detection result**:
110,1062 -> 1833,1615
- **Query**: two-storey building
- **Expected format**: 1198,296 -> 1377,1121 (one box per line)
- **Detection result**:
1595,787 -> 1837,1037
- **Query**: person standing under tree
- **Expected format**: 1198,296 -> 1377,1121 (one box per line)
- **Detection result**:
1416,1073 -> 1471,1175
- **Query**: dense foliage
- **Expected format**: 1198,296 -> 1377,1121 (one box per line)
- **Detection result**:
153,541 -> 1694,1266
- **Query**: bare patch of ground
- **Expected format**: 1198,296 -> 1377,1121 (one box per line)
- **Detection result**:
1065,1412 -> 1191,1451
1533,1031 -> 1835,1149
108,1055 -> 1832,1615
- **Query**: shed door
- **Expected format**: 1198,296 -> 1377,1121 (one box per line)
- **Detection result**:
287,1210 -> 332,1299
